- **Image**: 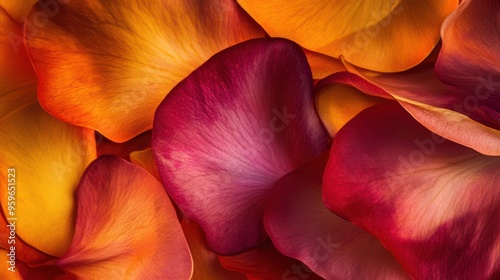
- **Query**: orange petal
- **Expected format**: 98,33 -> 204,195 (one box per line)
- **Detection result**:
25,0 -> 265,142
0,0 -> 37,22
304,49 -> 346,79
129,148 -> 160,180
182,220 -> 246,280
315,83 -> 388,136
0,7 -> 37,120
0,249 -> 22,279
0,102 -> 96,257
238,0 -> 458,72
57,156 -> 193,279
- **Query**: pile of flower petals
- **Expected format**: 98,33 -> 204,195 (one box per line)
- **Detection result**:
0,0 -> 499,279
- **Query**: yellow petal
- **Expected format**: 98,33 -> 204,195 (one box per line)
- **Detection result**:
0,102 -> 96,256
238,0 -> 458,72
316,84 -> 387,136
25,0 -> 265,142
129,148 -> 160,180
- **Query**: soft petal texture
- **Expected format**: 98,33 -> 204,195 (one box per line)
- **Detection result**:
219,241 -> 323,280
152,38 -> 329,254
265,153 -> 409,279
25,0 -> 265,142
315,82 -> 387,136
324,103 -> 500,279
321,69 -> 500,155
436,0 -> 500,127
238,0 -> 458,72
182,220 -> 246,280
96,131 -> 151,160
0,102 -> 96,257
0,211 -> 55,265
56,156 -> 193,279
0,0 -> 37,22
0,7 -> 37,120
129,148 -> 160,180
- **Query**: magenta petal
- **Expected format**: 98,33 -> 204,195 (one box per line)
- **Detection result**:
265,153 -> 409,279
324,102 -> 500,279
152,38 -> 329,254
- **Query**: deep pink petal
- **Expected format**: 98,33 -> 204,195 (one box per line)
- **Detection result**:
324,102 -> 500,279
56,156 -> 193,279
265,153 -> 409,279
152,38 -> 329,254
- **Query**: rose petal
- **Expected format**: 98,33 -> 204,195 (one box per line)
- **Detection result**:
182,219 -> 246,280
322,69 -> 500,155
0,7 -> 37,120
57,156 -> 193,279
265,153 -> 409,279
0,211 -> 55,265
152,38 -> 329,254
237,0 -> 457,72
0,102 -> 96,256
303,49 -> 346,79
0,0 -> 37,22
315,82 -> 388,136
324,102 -> 500,279
25,0 -> 265,142
219,240 -> 323,280
129,148 -> 160,180
1,249 -> 23,279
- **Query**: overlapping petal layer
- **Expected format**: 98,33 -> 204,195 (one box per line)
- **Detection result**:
57,156 -> 192,279
0,102 -> 96,257
265,153 -> 409,279
25,0 -> 265,142
321,67 -> 500,155
219,240 -> 323,280
324,103 -> 500,279
153,38 -> 329,254
315,82 -> 387,136
0,8 -> 37,120
238,0 -> 457,72
0,0 -> 37,22
182,220 -> 246,280
436,0 -> 500,128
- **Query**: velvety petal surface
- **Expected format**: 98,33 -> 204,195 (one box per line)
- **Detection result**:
152,38 -> 329,254
0,7 -> 37,119
219,240 -> 323,280
238,0 -> 458,72
0,102 -> 96,257
56,156 -> 193,279
321,68 -> 500,155
436,0 -> 500,128
25,0 -> 265,142
324,103 -> 500,279
265,153 -> 409,279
